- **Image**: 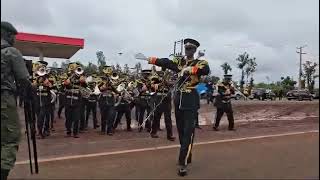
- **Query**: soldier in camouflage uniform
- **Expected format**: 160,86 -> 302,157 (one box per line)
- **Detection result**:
1,21 -> 31,180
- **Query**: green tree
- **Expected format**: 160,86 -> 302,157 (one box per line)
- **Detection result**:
123,64 -> 130,74
84,62 -> 98,75
134,62 -> 142,74
245,57 -> 257,87
303,61 -> 318,92
220,62 -> 232,75
115,63 -> 122,73
236,52 -> 250,92
96,51 -> 106,73
280,76 -> 297,93
60,59 -> 70,70
52,62 -> 58,68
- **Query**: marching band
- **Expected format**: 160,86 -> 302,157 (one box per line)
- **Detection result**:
28,59 -> 181,140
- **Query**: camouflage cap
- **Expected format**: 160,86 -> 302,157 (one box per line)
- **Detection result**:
1,21 -> 18,35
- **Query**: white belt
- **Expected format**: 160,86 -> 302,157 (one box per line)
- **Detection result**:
66,96 -> 79,100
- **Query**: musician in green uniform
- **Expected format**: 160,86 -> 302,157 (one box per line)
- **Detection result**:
149,71 -> 175,141
148,38 -> 210,176
135,70 -> 153,132
85,76 -> 99,129
98,66 -> 118,135
62,62 -> 86,138
32,63 -> 53,138
48,69 -> 58,132
213,74 -> 235,131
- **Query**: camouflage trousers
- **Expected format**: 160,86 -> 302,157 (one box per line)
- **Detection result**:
1,92 -> 21,170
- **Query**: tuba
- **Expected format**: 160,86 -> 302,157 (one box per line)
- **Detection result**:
110,72 -> 119,84
36,67 -> 47,76
75,66 -> 84,75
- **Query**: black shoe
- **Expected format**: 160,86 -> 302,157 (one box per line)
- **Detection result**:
213,127 -> 219,131
73,134 -> 80,138
107,132 -> 113,136
66,132 -> 72,137
1,168 -> 9,180
127,127 -> 132,132
195,125 -> 202,129
178,166 -> 187,176
138,127 -> 143,132
228,128 -> 236,131
167,136 -> 176,141
94,124 -> 100,129
100,131 -> 106,135
151,134 -> 159,138
158,128 -> 162,131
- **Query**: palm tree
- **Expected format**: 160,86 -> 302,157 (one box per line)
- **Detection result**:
236,52 -> 250,92
245,57 -> 257,85
303,61 -> 318,92
221,62 -> 232,75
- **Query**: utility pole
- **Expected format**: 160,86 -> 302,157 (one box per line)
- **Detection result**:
296,45 -> 307,89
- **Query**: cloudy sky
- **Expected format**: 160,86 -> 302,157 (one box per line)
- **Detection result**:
2,0 -> 319,84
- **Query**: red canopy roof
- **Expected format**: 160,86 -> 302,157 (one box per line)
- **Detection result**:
14,32 -> 84,59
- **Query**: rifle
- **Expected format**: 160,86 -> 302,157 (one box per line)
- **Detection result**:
23,59 -> 39,174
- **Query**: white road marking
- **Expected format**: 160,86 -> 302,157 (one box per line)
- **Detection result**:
15,130 -> 319,165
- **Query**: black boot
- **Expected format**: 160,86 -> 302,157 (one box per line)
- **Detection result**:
151,134 -> 159,138
178,165 -> 187,176
213,126 -> 219,131
167,136 -> 176,141
1,169 -> 9,180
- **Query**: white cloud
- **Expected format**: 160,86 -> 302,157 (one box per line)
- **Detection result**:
1,0 -> 318,83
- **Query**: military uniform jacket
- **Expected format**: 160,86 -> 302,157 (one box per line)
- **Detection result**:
63,77 -> 84,107
150,57 -> 210,110
98,82 -> 117,106
34,83 -> 52,108
1,39 -> 30,93
150,80 -> 171,104
87,85 -> 98,104
135,78 -> 152,108
214,82 -> 235,108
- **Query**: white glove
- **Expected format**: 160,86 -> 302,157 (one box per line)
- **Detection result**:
180,67 -> 192,76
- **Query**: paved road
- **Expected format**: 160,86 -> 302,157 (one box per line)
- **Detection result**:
10,132 -> 319,179
9,101 -> 319,179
